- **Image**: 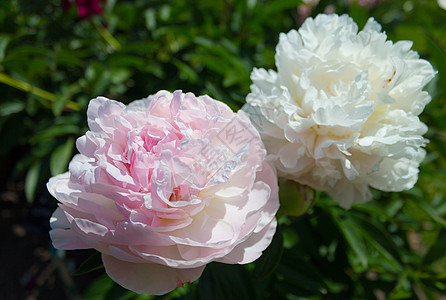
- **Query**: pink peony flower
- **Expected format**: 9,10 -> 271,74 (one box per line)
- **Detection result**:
48,90 -> 279,295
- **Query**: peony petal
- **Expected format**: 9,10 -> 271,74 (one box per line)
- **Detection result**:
102,254 -> 205,295
49,228 -> 90,250
50,206 -> 71,229
217,218 -> 277,264
49,208 -> 89,249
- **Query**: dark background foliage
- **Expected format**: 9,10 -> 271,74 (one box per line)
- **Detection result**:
1,0 -> 446,299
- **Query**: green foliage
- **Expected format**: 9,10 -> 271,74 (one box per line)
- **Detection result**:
72,252 -> 104,276
2,0 -> 446,299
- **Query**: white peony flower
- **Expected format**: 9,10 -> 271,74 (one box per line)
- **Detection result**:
244,14 -> 436,208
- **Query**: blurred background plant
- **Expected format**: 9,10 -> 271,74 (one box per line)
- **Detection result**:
1,0 -> 446,299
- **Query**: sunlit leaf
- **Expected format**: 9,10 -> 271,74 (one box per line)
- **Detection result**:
25,161 -> 41,203
50,137 -> 75,176
0,34 -> 10,61
83,274 -> 114,300
0,101 -> 24,116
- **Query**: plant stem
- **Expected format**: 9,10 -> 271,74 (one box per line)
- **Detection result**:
94,22 -> 121,51
0,73 -> 81,111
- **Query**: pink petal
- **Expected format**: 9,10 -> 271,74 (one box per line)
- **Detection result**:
49,208 -> 89,250
217,218 -> 277,264
102,254 -> 205,295
50,228 -> 90,250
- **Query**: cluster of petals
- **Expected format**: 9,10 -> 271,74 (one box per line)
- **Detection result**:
48,90 -> 279,295
245,14 -> 436,208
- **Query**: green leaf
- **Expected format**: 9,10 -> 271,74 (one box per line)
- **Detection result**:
109,54 -> 145,70
3,46 -> 50,59
53,48 -> 84,67
198,263 -> 257,300
144,8 -> 156,31
390,288 -> 412,299
30,124 -> 80,142
173,59 -> 198,83
423,228 -> 446,266
0,34 -> 10,61
83,274 -> 114,300
110,68 -> 132,84
50,137 -> 75,176
72,252 -> 104,276
420,278 -> 446,295
222,69 -> 245,87
389,270 -> 412,299
253,228 -> 284,280
417,199 -> 446,227
348,2 -> 369,28
277,249 -> 327,295
0,101 -> 24,117
185,53 -> 229,75
52,82 -> 82,117
52,93 -> 69,117
351,212 -> 403,270
25,161 -> 41,203
105,283 -> 135,300
204,81 -> 226,103
330,209 -> 368,269
282,226 -> 299,249
134,294 -> 155,300
262,0 -> 300,16
352,202 -> 396,223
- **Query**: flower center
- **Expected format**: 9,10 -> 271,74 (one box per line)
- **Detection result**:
306,63 -> 360,96
169,185 -> 191,202
127,126 -> 163,156
121,125 -> 183,192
